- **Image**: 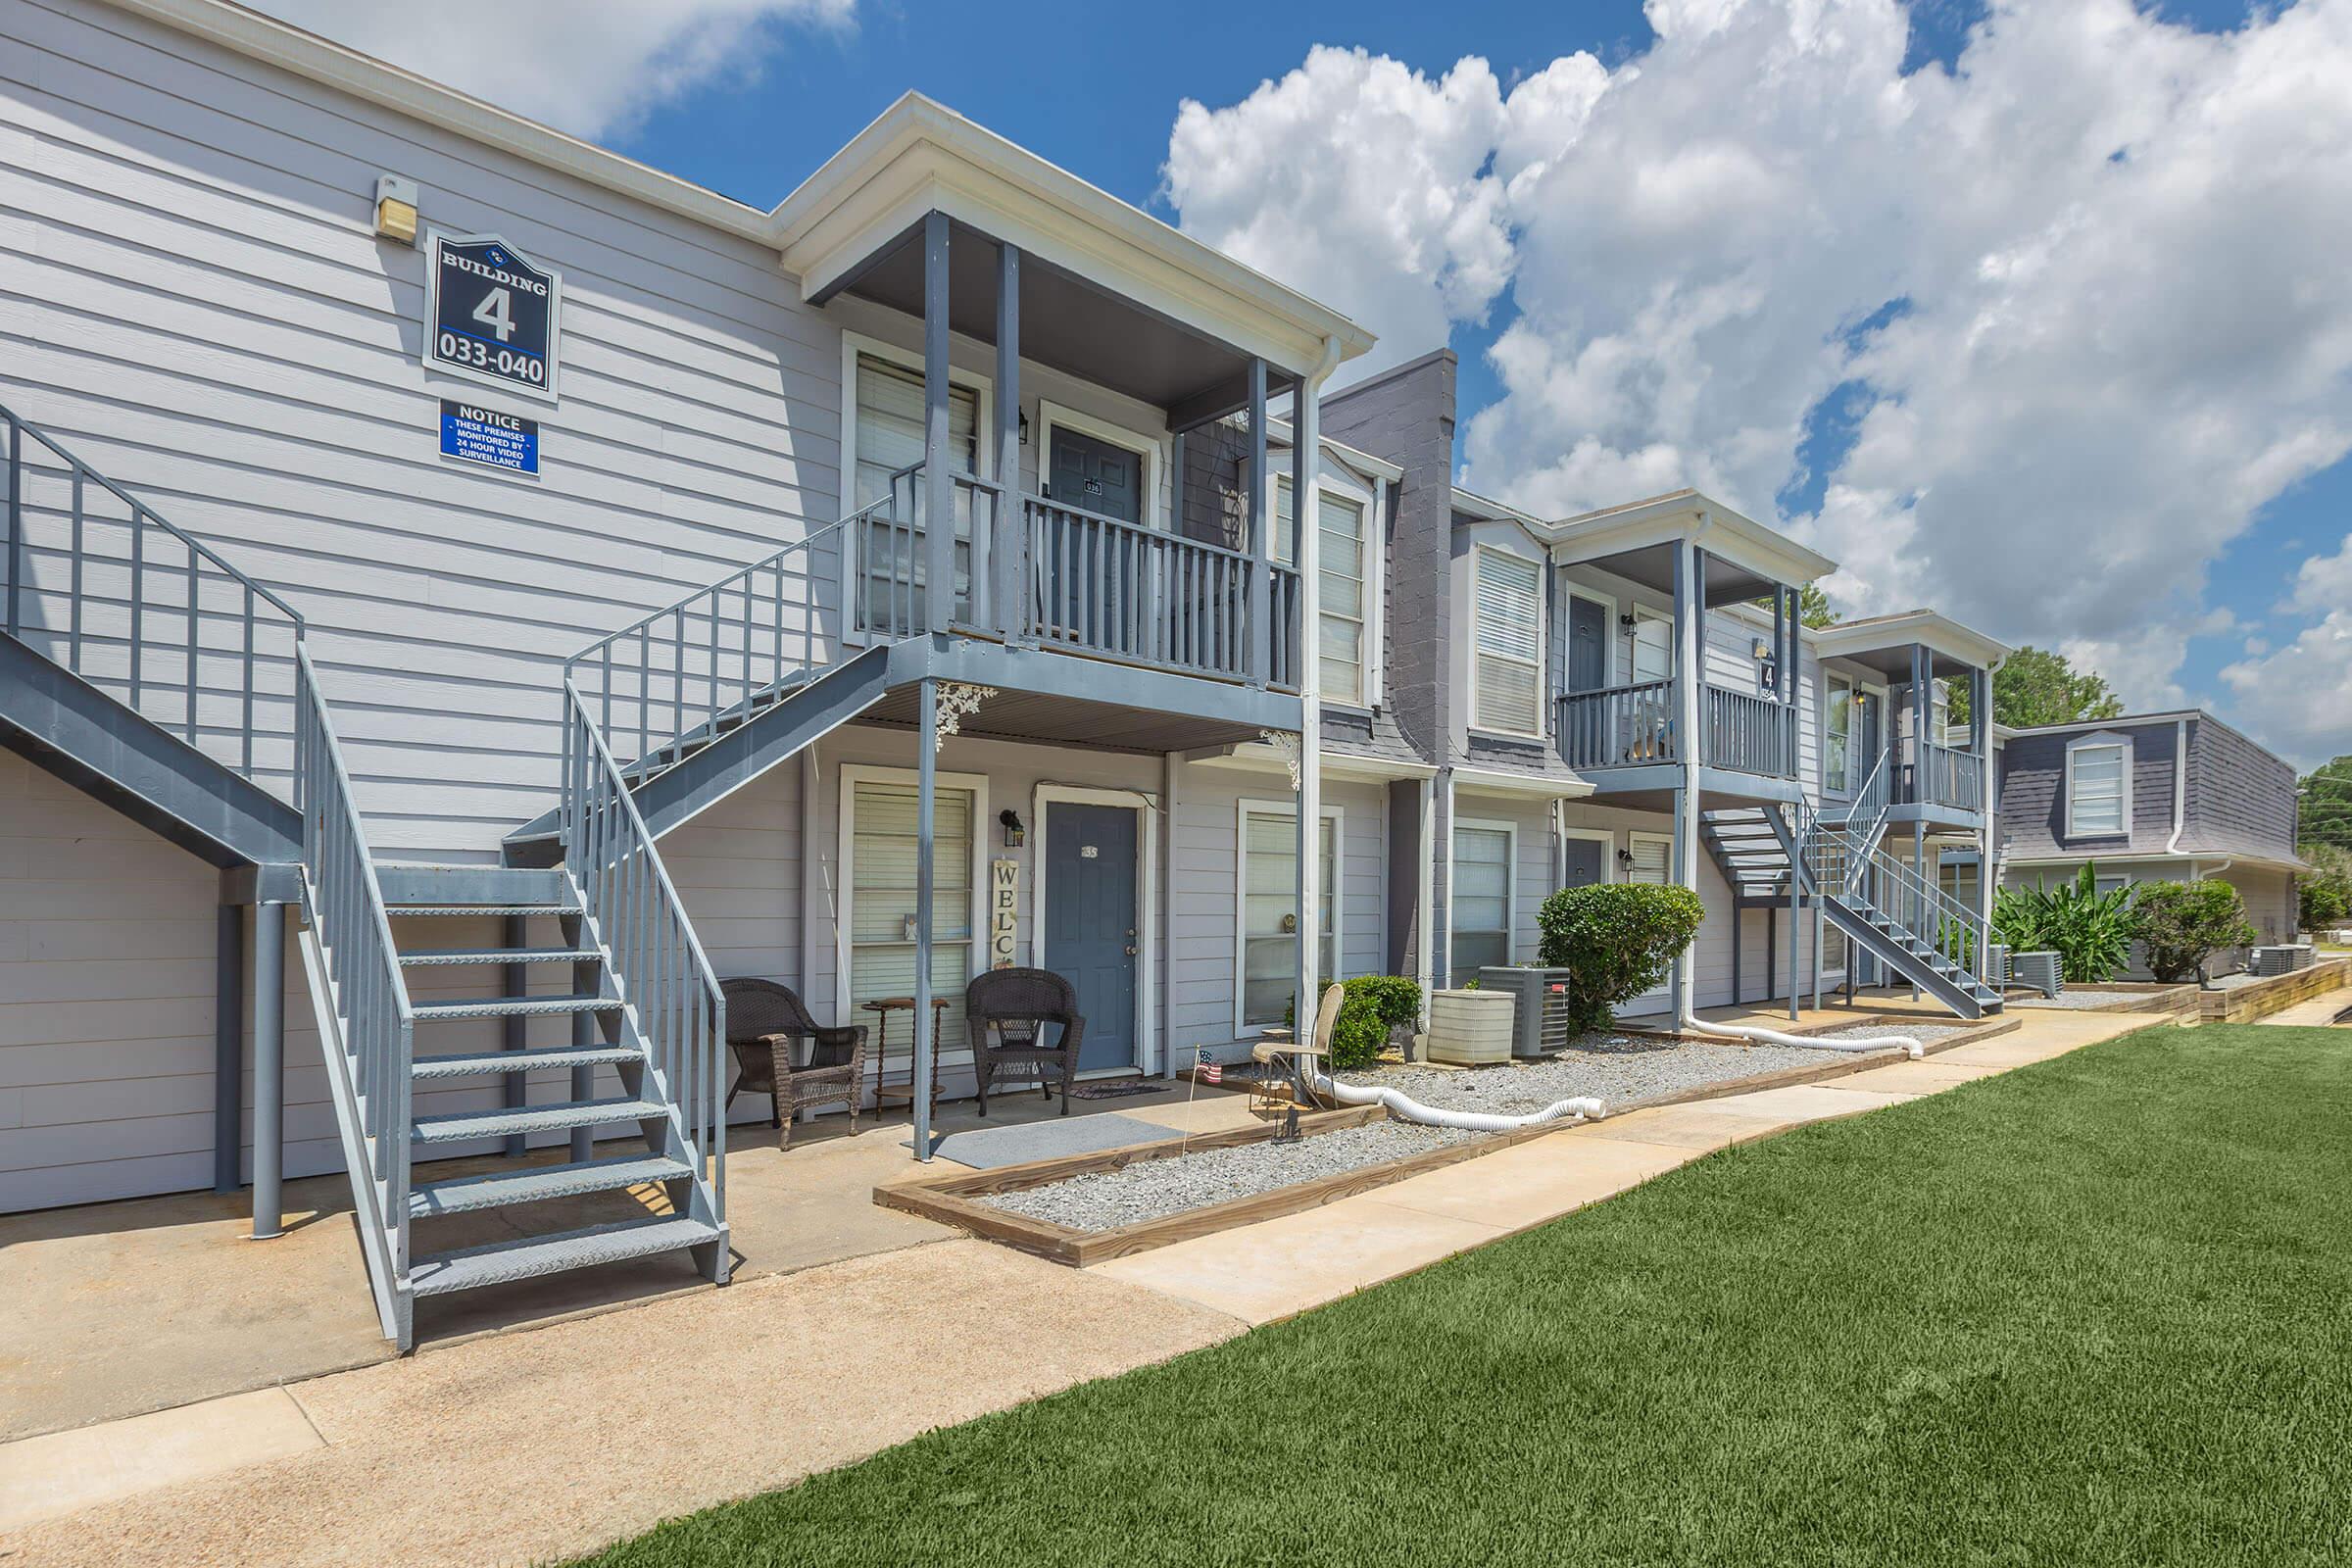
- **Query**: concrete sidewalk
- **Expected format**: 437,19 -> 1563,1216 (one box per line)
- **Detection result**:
0,1007 -> 2153,1566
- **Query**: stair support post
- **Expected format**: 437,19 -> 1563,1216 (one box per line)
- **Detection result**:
502,912 -> 528,1157
912,676 -> 938,1162
214,901 -> 245,1194
251,899 -> 285,1240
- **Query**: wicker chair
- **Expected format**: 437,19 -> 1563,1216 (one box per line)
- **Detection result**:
720,978 -> 867,1149
966,967 -> 1085,1116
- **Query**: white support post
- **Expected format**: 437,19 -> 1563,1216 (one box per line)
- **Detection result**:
1246,360 -> 1271,689
912,677 -> 937,1160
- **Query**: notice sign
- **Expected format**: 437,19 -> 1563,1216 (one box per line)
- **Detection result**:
440,400 -> 539,475
989,858 -> 1019,969
425,232 -> 561,402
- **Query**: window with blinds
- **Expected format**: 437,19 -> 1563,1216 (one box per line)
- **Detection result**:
2068,741 -> 2127,836
1240,809 -> 1336,1027
1449,825 -> 1512,976
1273,479 -> 1370,707
849,780 -> 975,1049
1472,547 -> 1543,736
853,353 -> 979,628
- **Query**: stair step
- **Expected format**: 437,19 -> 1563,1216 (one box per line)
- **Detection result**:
399,948 -> 603,967
387,904 -> 576,917
410,1044 -> 641,1080
409,1215 -> 719,1298
407,1153 -> 694,1218
412,1096 -> 666,1144
411,994 -> 616,1022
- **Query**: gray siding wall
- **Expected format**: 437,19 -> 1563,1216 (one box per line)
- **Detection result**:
2184,716 -> 2299,861
1997,722 -> 2179,860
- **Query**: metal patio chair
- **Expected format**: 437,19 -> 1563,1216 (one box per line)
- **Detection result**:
966,967 -> 1085,1116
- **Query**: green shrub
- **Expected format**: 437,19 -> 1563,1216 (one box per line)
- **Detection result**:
1305,975 -> 1422,1071
2299,845 -> 2352,932
1536,882 -> 1704,1031
2131,879 -> 2257,983
1991,863 -> 2137,983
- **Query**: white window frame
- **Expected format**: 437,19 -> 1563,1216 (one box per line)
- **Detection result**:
1264,459 -> 1385,710
1232,797 -> 1344,1039
1448,816 -> 1520,979
839,331 -> 996,647
1030,783 -> 1160,1074
1824,672 -> 1855,797
1037,398 -> 1168,532
1469,544 -> 1546,740
2064,732 -> 2132,841
1622,829 -> 1677,1009
834,763 -> 992,1036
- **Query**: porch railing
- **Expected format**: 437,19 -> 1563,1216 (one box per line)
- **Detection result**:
561,679 -> 726,1221
2,405 -> 304,791
1907,741 -> 1984,812
1702,683 -> 1798,778
1558,678 -> 1678,768
294,645 -> 414,1328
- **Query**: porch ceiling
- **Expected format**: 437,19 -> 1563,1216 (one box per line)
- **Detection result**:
835,220 -> 1254,414
858,684 -> 1270,756
1576,542 -> 1781,608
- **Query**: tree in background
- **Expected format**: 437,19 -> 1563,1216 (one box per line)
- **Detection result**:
2299,843 -> 2352,934
2131,879 -> 2256,984
2300,756 -> 2352,854
1755,581 -> 1838,629
1950,645 -> 2127,729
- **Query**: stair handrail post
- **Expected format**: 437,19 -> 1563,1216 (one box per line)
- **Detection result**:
4,410 -> 20,640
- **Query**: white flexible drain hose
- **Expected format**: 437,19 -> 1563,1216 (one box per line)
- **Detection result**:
1675,1006 -> 1924,1059
1305,1068 -> 1603,1133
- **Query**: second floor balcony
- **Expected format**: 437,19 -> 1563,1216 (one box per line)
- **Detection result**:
1556,677 -> 1800,780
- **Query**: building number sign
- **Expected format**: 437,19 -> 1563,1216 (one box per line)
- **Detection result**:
424,232 -> 561,402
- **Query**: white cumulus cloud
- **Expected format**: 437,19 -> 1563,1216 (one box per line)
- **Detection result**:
1163,0 -> 2352,764
250,0 -> 857,139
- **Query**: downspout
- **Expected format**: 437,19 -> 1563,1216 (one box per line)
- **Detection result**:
2163,715 -> 2188,856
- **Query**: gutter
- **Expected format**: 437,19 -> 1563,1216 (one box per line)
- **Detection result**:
2164,715 -> 2188,855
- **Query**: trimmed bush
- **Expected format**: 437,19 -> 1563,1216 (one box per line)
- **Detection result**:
1537,882 -> 1705,1031
1307,974 -> 1424,1071
1993,863 -> 2137,983
2131,879 -> 2257,983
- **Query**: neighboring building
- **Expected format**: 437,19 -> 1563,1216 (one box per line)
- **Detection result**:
1993,710 -> 2306,965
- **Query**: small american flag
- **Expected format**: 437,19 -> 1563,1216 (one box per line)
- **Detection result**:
1198,1047 -> 1222,1085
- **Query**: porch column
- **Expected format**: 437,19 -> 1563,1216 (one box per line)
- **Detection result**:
250,898 -> 285,1240
1671,533 -> 1702,1023
912,677 -> 938,1160
1294,369 -> 1324,1029
1976,664 -> 1997,940
1784,582 -> 1801,1019
923,210 -> 953,635
213,901 -> 244,1194
993,241 -> 1021,642
1245,359 -> 1270,689
1436,768 -> 1455,987
1416,774 -> 1436,1025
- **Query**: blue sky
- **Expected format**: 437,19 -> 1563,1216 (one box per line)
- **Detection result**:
263,0 -> 2349,764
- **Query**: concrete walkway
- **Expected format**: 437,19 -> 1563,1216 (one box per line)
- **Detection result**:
2251,989 -> 2349,1027
0,1006 -> 2153,1566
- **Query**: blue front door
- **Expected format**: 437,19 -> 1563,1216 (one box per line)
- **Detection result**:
1045,802 -> 1137,1072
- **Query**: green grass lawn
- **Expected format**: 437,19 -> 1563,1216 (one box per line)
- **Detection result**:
579,1024 -> 2351,1566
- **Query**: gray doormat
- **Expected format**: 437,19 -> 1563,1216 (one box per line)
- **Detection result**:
911,1113 -> 1184,1169
1069,1079 -> 1169,1101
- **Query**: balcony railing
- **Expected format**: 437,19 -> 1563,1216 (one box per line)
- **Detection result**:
1905,741 -> 1985,812
1557,678 -> 1799,780
852,466 -> 1298,692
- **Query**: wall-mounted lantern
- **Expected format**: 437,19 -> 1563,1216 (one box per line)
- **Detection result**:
999,808 -> 1026,848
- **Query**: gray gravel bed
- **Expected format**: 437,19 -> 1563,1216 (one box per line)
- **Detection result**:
2008,990 -> 2139,1010
1809,1021 -> 1973,1045
976,1120 -> 1482,1234
2203,971 -> 2264,991
1344,1030 -> 1894,1116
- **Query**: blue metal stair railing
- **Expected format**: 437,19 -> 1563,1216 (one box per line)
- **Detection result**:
2,405 -> 304,792
294,644 -> 416,1344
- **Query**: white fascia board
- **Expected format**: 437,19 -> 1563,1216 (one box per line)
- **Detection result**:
1813,612 -> 2012,671
1539,490 -> 1839,589
1189,743 -> 1436,782
1450,764 -> 1595,800
775,96 -> 1374,376
1265,416 -> 1403,484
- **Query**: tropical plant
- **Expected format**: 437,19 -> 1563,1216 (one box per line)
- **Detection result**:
1537,882 -> 1705,1031
2129,880 -> 2257,984
1990,864 -> 2137,984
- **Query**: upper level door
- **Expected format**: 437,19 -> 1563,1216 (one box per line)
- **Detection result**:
1567,595 -> 1608,692
1048,427 -> 1144,523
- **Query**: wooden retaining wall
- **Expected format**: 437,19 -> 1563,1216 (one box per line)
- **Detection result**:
2197,958 -> 2351,1023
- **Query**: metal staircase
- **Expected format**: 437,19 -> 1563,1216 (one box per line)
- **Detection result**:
4,401 -> 727,1351
1697,755 -> 2002,1019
